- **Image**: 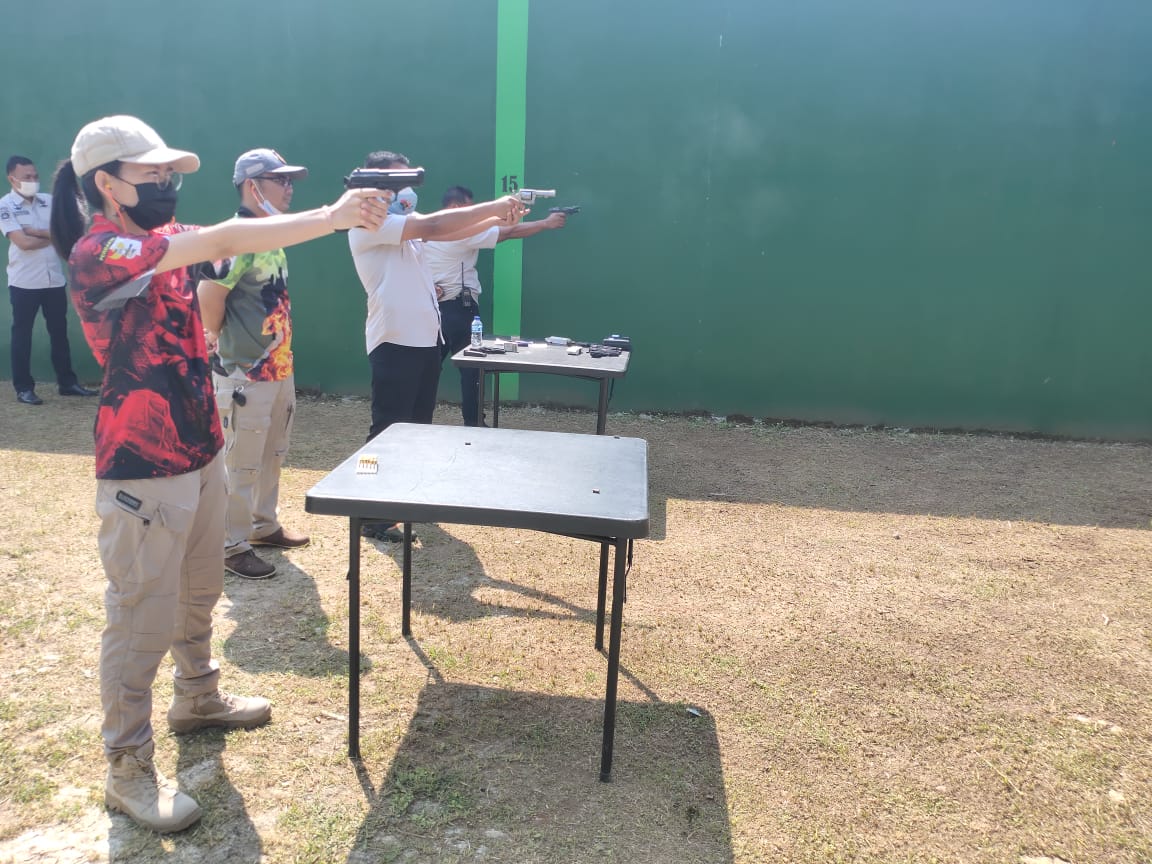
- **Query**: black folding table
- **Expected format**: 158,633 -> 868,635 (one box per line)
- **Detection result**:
451,342 -> 630,434
305,423 -> 649,780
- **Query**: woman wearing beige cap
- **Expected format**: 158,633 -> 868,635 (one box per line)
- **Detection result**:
49,115 -> 388,834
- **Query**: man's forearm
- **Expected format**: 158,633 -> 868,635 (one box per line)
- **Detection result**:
498,219 -> 557,242
433,215 -> 506,242
410,208 -> 495,241
196,280 -> 228,335
8,231 -> 52,251
403,197 -> 519,242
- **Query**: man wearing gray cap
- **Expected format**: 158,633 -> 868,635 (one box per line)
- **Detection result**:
197,149 -> 311,581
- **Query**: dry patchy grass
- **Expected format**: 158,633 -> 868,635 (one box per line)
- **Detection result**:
0,391 -> 1150,863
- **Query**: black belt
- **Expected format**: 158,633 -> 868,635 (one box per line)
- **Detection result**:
439,289 -> 477,307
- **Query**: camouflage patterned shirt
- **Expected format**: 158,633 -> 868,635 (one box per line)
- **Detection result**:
210,208 -> 294,381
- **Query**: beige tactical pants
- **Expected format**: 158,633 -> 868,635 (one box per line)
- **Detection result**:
213,374 -> 295,556
96,453 -> 225,755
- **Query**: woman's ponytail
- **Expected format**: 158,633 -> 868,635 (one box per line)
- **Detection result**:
51,158 -> 121,260
50,159 -> 85,260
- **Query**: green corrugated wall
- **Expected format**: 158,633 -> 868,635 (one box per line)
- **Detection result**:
2,0 -> 1149,439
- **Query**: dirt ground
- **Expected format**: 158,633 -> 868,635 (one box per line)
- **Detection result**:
1,390 -> 1150,864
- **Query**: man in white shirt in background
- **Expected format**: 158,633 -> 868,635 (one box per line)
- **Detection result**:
421,185 -> 567,426
1,155 -> 95,404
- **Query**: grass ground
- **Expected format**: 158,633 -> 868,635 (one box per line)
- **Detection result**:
1,391 -> 1150,863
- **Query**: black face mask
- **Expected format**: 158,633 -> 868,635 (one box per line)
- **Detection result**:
123,182 -> 179,230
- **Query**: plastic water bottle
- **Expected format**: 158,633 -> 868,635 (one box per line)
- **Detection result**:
470,315 -> 483,348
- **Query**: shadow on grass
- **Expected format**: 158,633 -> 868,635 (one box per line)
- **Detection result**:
6,384 -> 1147,529
641,420 -> 1152,530
394,522 -> 613,627
288,403 -> 1152,531
351,523 -> 656,665
219,559 -> 350,677
345,684 -> 733,864
107,733 -> 262,863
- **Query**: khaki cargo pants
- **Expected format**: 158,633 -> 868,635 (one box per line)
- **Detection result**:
96,454 -> 225,755
213,373 -> 295,557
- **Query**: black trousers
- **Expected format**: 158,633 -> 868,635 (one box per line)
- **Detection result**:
367,342 -> 442,441
438,295 -> 481,426
9,284 -> 79,394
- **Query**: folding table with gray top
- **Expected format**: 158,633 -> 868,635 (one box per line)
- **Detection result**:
451,341 -> 631,434
305,422 -> 649,781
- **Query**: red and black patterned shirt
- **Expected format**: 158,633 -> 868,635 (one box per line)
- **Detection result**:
69,216 -> 224,479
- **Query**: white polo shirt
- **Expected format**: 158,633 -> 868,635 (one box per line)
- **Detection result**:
421,226 -> 500,302
348,214 -> 442,353
0,190 -> 65,289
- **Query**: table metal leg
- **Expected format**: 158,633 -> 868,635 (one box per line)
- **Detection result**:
599,537 -> 627,781
476,369 -> 485,428
402,522 -> 413,637
492,372 -> 501,428
348,517 -> 361,759
596,379 -> 609,435
595,542 -> 609,650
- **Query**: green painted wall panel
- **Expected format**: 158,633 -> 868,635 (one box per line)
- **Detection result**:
519,0 -> 1152,438
1,1 -> 1149,438
0,0 -> 498,408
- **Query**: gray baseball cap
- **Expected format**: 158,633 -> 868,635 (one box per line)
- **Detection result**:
232,148 -> 308,186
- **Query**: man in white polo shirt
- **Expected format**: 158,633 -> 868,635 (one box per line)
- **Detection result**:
422,184 -> 568,426
348,150 -> 525,541
1,155 -> 95,404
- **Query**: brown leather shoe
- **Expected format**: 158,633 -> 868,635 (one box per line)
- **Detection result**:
250,527 -> 310,549
224,550 -> 276,579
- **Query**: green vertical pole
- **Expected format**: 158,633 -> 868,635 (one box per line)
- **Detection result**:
493,0 -> 530,400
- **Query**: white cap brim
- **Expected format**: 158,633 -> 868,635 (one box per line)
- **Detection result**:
262,164 -> 308,178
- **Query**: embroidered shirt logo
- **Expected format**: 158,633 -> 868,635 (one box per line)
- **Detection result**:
100,237 -> 144,261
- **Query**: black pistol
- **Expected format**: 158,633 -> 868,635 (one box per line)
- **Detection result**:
549,205 -> 581,216
343,167 -> 426,192
337,168 -> 426,232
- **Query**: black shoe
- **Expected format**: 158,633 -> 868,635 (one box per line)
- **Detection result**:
360,522 -> 416,543
16,390 -> 43,405
59,383 -> 97,396
224,550 -> 277,580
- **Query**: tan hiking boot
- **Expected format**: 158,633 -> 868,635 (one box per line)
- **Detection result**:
168,690 -> 272,735
105,740 -> 202,833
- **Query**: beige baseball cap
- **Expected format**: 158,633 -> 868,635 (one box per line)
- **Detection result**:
71,115 -> 200,177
